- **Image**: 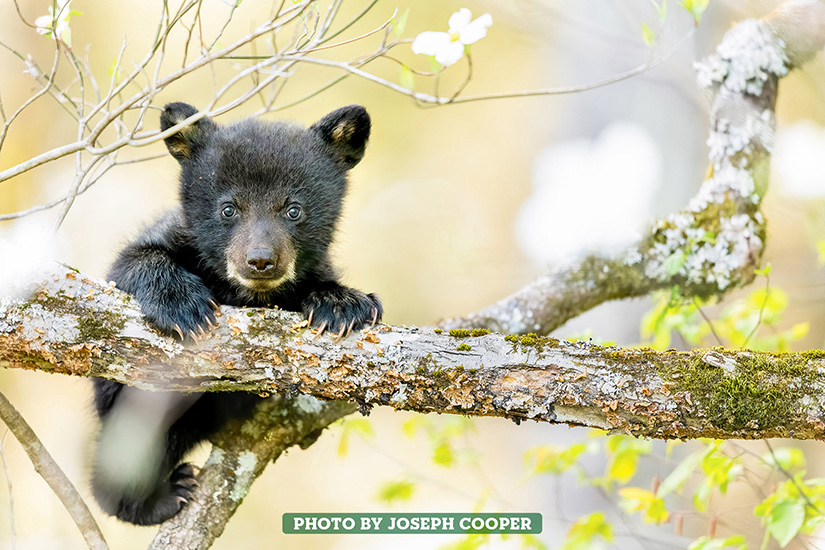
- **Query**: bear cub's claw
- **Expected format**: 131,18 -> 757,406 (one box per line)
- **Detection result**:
140,277 -> 217,343
150,463 -> 199,524
302,286 -> 382,340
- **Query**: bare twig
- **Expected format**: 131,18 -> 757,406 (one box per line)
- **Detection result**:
742,270 -> 771,349
0,390 -> 108,550
0,430 -> 16,550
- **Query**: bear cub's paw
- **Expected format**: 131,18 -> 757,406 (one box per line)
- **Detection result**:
302,285 -> 383,339
139,273 -> 218,342
133,463 -> 198,526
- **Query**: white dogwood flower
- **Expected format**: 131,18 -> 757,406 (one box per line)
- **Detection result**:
34,0 -> 74,46
411,8 -> 493,67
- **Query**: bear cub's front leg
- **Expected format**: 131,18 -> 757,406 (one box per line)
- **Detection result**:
108,239 -> 217,342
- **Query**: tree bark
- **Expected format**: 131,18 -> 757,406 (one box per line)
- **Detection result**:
2,263 -> 825,441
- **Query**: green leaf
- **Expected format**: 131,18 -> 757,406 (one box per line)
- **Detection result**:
761,447 -> 806,471
337,429 -> 349,457
791,323 -> 810,340
658,450 -> 704,497
663,249 -> 687,276
747,287 -> 787,316
754,264 -> 772,276
524,444 -> 586,476
816,241 -> 825,265
345,418 -> 375,439
338,418 -> 374,457
618,488 -> 669,524
652,0 -> 668,21
765,499 -> 805,547
609,450 -> 638,484
393,8 -> 410,38
680,0 -> 710,24
433,441 -> 454,467
399,65 -> 415,90
642,23 -> 656,47
377,479 -> 415,504
562,512 -> 614,550
402,416 -> 430,438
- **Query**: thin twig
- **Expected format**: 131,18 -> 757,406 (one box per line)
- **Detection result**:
0,430 -> 16,550
693,298 -> 723,347
0,390 -> 108,550
766,440 -> 825,515
742,270 -> 771,349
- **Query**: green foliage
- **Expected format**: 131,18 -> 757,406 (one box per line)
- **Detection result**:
754,475 -> 825,548
653,0 -> 668,21
657,448 -> 705,497
642,271 -> 808,352
641,286 -> 707,349
399,65 -> 415,90
692,441 -> 742,512
392,7 -> 410,38
523,443 -> 586,477
816,240 -> 825,265
337,417 -> 374,458
602,435 -> 652,485
433,441 -> 455,466
518,534 -> 548,550
402,416 -> 477,468
386,265 -> 822,550
680,0 -> 710,24
664,249 -> 687,275
758,498 -> 805,548
376,478 -> 416,504
761,447 -> 805,472
657,440 -> 743,512
618,487 -> 669,524
642,23 -> 656,47
561,512 -> 614,550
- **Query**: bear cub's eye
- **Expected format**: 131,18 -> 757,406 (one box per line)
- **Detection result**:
221,205 -> 237,218
285,205 -> 302,221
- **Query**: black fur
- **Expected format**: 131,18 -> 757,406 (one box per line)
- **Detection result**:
91,103 -> 382,525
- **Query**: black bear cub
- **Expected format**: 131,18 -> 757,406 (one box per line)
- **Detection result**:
91,103 -> 382,525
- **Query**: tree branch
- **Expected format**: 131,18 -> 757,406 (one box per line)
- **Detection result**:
2,264 -> 825,442
0,389 -> 109,550
148,397 -> 354,550
444,1 -> 825,335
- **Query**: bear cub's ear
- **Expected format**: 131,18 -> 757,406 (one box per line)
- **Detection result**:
310,105 -> 371,170
160,102 -> 218,164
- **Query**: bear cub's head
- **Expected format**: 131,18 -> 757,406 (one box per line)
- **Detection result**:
160,102 -> 370,296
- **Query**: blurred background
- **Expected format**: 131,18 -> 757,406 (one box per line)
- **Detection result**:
1,0 -> 824,548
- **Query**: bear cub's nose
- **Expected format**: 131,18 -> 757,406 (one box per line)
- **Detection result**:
247,249 -> 276,272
